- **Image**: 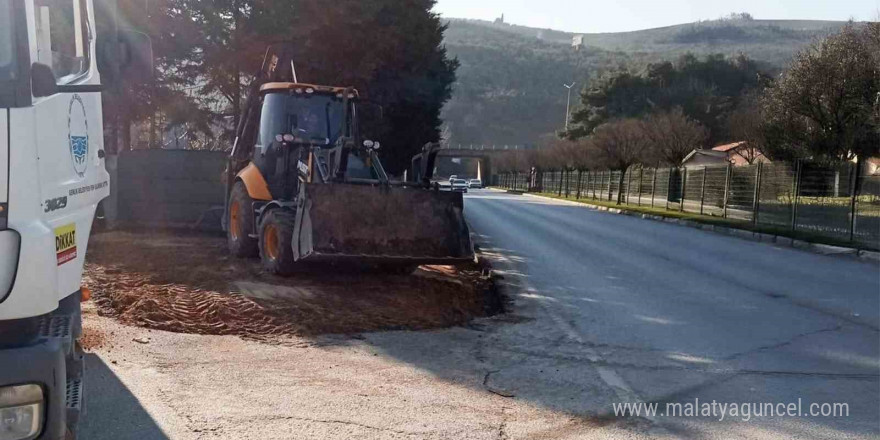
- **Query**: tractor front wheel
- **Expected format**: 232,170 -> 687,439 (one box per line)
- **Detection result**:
228,181 -> 258,258
259,209 -> 297,276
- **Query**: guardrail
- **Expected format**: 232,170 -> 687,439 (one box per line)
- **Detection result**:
494,161 -> 880,249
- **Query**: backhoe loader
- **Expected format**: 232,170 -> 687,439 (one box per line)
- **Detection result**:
223,49 -> 474,275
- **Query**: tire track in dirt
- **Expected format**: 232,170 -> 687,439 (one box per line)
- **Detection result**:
84,231 -> 500,341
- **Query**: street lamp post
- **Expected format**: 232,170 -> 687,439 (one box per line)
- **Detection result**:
563,82 -> 576,131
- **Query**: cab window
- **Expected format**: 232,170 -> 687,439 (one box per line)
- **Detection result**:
258,92 -> 347,149
33,0 -> 90,84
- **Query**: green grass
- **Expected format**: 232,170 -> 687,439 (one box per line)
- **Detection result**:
788,195 -> 880,209
495,188 -> 879,251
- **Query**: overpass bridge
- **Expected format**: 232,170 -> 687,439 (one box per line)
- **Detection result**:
410,144 -> 538,184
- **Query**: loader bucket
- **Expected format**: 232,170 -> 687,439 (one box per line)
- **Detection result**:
292,183 -> 474,265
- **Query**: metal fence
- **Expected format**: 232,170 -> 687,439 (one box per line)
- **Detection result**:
493,161 -> 880,249
114,150 -> 227,230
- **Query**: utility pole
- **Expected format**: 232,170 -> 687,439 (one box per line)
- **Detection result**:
563,83 -> 575,131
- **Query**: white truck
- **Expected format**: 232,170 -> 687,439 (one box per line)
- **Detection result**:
0,1 -> 148,438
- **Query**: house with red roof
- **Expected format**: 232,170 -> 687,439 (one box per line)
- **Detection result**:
681,141 -> 768,168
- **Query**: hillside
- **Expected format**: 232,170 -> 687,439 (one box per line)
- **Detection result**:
440,17 -> 848,147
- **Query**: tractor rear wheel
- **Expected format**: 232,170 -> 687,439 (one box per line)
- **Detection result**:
228,182 -> 259,258
259,209 -> 297,276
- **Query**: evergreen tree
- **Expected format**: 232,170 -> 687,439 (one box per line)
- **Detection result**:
286,0 -> 458,175
565,53 -> 768,145
126,0 -> 456,173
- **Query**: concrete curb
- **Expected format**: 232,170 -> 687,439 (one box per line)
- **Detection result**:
510,191 -> 878,264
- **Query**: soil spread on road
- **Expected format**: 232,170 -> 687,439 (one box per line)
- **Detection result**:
84,231 -> 499,341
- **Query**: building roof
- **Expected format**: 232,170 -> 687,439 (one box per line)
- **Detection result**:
681,148 -> 728,164
712,141 -> 747,153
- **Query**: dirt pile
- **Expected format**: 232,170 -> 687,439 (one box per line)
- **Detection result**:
84,231 -> 498,340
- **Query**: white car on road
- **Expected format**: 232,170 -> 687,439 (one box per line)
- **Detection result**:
451,179 -> 469,193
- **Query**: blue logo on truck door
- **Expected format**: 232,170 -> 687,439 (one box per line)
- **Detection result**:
68,95 -> 89,178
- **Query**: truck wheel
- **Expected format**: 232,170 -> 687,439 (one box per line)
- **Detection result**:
228,182 -> 258,258
259,209 -> 297,276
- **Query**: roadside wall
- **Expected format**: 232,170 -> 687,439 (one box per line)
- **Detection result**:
114,150 -> 227,230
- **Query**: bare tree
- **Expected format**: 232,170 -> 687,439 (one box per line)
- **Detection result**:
762,22 -> 880,162
641,108 -> 709,166
725,94 -> 766,164
590,119 -> 653,203
869,22 -> 880,136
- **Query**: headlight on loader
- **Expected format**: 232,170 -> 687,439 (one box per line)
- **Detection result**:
0,385 -> 43,440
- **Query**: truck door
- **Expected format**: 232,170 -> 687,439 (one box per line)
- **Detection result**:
30,0 -> 108,298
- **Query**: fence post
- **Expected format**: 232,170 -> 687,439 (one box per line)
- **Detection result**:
559,170 -> 564,196
722,163 -> 732,218
566,169 -> 572,198
790,160 -> 801,231
585,171 -> 589,199
587,171 -> 596,199
565,170 -> 569,196
624,168 -> 632,205
592,171 -> 597,199
679,168 -> 688,212
666,168 -> 672,210
849,160 -> 860,242
637,167 -> 644,206
607,171 -> 613,201
586,171 -> 591,199
593,171 -> 598,199
699,167 -> 708,215
564,170 -> 572,199
576,170 -> 582,199
753,162 -> 764,225
557,170 -> 563,197
650,168 -> 657,208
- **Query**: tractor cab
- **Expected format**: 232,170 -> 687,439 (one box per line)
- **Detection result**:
232,82 -> 389,202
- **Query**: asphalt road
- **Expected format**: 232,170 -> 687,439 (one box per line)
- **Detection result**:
462,189 -> 880,438
79,189 -> 879,440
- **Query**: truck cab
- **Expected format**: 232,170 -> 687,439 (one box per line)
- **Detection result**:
0,1 -> 147,438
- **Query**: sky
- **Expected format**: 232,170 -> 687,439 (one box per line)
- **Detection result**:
433,0 -> 880,33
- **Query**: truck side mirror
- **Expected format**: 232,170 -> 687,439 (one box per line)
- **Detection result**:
31,63 -> 58,97
96,33 -> 121,86
119,29 -> 154,84
97,29 -> 153,88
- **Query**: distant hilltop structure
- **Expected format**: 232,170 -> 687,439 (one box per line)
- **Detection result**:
572,35 -> 584,50
494,14 -> 505,25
